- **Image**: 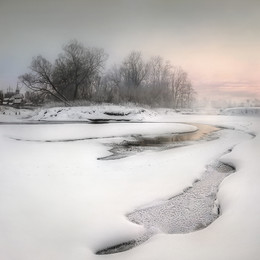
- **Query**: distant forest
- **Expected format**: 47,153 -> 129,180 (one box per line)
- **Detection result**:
19,40 -> 196,108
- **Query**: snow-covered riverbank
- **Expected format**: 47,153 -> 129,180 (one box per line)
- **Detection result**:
0,105 -> 259,260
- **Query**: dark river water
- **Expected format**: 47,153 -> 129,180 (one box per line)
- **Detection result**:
1,120 -> 236,255
99,123 -> 220,160
95,124 -> 239,255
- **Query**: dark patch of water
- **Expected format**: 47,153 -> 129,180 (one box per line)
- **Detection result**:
99,124 -> 219,160
89,118 -> 131,123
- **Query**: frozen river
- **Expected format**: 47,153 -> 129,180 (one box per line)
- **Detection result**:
0,118 -> 258,260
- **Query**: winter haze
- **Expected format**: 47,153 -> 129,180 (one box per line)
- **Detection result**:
0,0 -> 260,102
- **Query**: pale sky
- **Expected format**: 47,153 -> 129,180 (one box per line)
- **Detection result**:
1,0 -> 260,101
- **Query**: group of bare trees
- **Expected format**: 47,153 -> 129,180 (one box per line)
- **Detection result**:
19,40 -> 107,105
19,40 -> 196,108
101,51 -> 195,107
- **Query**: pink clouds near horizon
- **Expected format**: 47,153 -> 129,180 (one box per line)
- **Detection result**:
0,0 -> 259,102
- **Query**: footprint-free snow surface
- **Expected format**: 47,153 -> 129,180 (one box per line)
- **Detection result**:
96,161 -> 235,255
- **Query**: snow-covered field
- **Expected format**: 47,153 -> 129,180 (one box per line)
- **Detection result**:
0,105 -> 259,260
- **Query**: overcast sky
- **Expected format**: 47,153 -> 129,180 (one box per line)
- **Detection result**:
1,0 -> 259,101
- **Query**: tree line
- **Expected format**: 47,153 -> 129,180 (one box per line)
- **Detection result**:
19,40 -> 196,108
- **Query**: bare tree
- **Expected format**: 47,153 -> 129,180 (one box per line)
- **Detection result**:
102,54 -> 195,108
25,90 -> 45,105
19,42 -> 195,107
102,65 -> 123,103
146,56 -> 172,106
181,81 -> 196,108
19,56 -> 70,105
120,51 -> 149,101
121,51 -> 148,87
170,67 -> 190,108
19,40 -> 108,104
54,40 -> 108,100
0,90 -> 3,101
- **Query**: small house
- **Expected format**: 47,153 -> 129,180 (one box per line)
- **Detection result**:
2,98 -> 10,106
12,93 -> 25,108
